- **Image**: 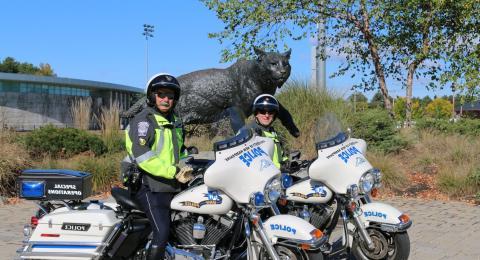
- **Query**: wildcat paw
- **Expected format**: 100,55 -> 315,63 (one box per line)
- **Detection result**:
290,129 -> 300,138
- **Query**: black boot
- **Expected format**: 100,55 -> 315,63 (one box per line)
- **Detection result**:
147,245 -> 165,260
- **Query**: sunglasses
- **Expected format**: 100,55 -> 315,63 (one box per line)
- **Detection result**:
257,110 -> 276,115
155,92 -> 175,99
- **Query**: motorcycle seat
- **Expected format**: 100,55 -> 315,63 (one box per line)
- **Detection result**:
111,187 -> 143,211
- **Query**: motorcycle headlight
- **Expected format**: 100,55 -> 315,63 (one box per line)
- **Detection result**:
359,172 -> 375,194
264,177 -> 283,203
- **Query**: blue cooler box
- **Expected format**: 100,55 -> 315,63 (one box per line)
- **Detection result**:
17,169 -> 93,200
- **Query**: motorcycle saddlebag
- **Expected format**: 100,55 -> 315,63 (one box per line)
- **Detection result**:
17,169 -> 92,200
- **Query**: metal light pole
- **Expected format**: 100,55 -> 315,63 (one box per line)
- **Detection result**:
311,16 -> 326,90
143,24 -> 155,84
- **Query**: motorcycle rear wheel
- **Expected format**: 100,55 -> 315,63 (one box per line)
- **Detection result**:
352,229 -> 410,260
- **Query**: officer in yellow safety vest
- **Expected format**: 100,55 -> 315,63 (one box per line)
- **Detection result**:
245,94 -> 288,169
124,73 -> 193,259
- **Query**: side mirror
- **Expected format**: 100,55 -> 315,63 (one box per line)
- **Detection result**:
187,146 -> 199,155
289,150 -> 301,161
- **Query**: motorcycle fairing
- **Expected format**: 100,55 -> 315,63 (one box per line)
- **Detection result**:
170,184 -> 233,214
309,138 -> 373,194
285,179 -> 333,203
204,135 -> 279,204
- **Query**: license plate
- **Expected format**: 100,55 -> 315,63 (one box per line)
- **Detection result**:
61,223 -> 91,231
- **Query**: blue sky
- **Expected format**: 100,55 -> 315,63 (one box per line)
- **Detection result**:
1,0 -> 453,100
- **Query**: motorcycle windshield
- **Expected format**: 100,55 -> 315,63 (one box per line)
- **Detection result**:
203,107 -> 280,204
309,113 -> 373,194
313,113 -> 348,149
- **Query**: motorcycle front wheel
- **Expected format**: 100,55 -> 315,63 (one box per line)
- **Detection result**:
259,245 -> 308,260
352,229 -> 410,260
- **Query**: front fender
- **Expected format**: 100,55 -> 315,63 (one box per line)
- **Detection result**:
360,202 -> 412,232
263,215 -> 315,241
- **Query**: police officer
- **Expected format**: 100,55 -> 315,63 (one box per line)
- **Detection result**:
245,94 -> 288,169
125,73 -> 193,259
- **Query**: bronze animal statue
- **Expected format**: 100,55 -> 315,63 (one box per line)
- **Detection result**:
122,47 -> 299,137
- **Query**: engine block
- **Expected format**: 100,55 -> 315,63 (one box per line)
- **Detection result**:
174,215 -> 233,246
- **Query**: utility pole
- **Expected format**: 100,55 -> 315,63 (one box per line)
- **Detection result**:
143,24 -> 154,84
353,90 -> 357,113
311,16 -> 326,90
452,83 -> 456,119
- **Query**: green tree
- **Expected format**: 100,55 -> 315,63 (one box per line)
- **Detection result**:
380,0 -> 478,127
369,91 -> 385,108
425,98 -> 453,119
0,57 -> 56,76
202,0 -> 395,113
347,92 -> 368,103
201,0 -> 478,122
420,96 -> 432,108
0,57 -> 20,73
440,3 -> 480,96
37,63 -> 56,76
394,97 -> 423,121
17,62 -> 39,74
348,92 -> 368,112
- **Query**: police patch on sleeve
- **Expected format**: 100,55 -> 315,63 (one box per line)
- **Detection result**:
137,121 -> 149,137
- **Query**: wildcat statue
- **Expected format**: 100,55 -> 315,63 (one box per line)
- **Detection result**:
122,47 -> 300,137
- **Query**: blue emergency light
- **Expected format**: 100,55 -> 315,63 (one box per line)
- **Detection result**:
20,181 -> 46,198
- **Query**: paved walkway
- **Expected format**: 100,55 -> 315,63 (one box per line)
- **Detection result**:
2,197 -> 479,259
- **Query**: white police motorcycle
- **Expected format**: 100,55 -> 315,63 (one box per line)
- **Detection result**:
16,118 -> 326,260
280,113 -> 412,260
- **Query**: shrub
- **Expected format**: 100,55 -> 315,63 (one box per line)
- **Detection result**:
415,118 -> 480,136
23,125 -> 107,158
98,101 -> 123,153
75,153 -> 123,193
34,152 -> 124,193
0,131 -> 31,197
70,98 -> 92,130
415,131 -> 480,199
393,97 -> 423,120
274,79 -> 351,158
425,98 -> 453,119
349,109 -> 408,154
366,151 -> 407,191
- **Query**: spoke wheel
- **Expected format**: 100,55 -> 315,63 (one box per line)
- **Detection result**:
259,245 -> 305,260
352,229 -> 410,260
358,229 -> 389,259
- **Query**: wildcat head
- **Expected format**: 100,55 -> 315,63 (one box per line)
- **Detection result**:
254,47 -> 291,89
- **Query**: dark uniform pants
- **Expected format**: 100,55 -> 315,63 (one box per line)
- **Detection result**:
135,184 -> 174,258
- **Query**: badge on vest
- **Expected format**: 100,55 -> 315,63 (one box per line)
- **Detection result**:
139,138 -> 147,146
138,121 -> 149,137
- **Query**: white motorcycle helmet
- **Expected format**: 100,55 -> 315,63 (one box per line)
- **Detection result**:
145,73 -> 181,106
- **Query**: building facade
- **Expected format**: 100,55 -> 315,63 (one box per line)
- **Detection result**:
455,101 -> 480,118
0,72 -> 142,130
